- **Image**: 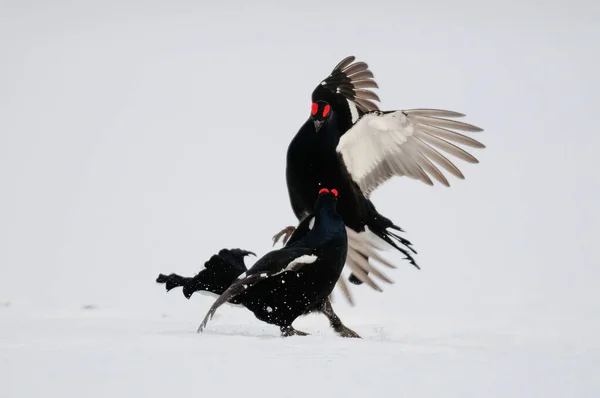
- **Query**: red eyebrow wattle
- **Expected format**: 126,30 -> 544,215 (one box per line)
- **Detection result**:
319,188 -> 329,194
323,104 -> 331,117
311,103 -> 318,115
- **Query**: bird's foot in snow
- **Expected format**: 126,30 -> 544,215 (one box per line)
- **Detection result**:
319,298 -> 361,338
272,226 -> 296,246
333,324 -> 361,339
280,325 -> 310,337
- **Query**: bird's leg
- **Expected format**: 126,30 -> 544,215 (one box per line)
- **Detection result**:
280,325 -> 310,337
272,226 -> 296,246
319,298 -> 361,338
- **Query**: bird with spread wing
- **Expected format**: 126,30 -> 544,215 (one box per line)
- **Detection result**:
273,56 -> 485,305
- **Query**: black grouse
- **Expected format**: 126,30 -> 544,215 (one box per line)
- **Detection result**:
158,187 -> 360,338
273,56 -> 485,304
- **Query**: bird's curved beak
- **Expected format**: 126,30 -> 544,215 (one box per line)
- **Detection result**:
314,120 -> 324,132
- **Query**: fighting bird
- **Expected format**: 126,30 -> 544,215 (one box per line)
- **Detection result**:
273,55 -> 485,303
158,188 -> 360,338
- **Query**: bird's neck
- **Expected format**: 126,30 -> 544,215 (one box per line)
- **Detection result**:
311,206 -> 345,240
297,116 -> 341,150
319,117 -> 341,149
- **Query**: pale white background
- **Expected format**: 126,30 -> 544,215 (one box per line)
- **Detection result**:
1,1 -> 599,397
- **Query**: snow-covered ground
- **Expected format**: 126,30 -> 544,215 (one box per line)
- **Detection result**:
2,303 -> 599,397
1,1 -> 599,397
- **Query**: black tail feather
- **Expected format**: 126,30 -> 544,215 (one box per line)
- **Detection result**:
348,202 -> 420,285
156,248 -> 253,299
156,273 -> 192,293
387,224 -> 405,233
368,225 -> 419,269
387,230 -> 417,254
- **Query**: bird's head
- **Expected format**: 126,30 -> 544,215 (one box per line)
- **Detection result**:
310,100 -> 332,132
314,187 -> 339,212
312,187 -> 345,235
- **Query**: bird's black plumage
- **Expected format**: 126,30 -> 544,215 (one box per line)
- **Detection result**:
157,188 -> 360,338
156,248 -> 255,300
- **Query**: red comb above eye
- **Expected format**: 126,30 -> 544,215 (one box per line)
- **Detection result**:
330,188 -> 338,197
322,104 -> 331,117
319,188 -> 329,194
311,103 -> 318,115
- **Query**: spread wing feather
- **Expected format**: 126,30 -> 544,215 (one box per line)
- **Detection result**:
337,109 -> 485,196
